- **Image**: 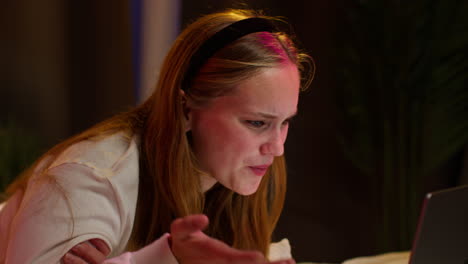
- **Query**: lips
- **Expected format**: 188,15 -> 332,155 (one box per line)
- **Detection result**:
249,165 -> 270,176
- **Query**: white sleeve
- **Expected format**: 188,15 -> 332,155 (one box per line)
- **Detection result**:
4,163 -> 131,263
104,233 -> 178,264
268,238 -> 292,261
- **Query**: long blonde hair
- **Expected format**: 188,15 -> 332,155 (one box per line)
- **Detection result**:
5,9 -> 314,256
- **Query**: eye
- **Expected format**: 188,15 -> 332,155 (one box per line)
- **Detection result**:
246,120 -> 266,128
282,118 -> 292,126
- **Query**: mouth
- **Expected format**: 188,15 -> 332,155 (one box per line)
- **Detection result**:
248,165 -> 270,176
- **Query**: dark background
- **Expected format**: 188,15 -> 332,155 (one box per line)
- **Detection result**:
1,0 -> 467,262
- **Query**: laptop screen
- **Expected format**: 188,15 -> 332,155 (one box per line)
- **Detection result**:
409,185 -> 468,264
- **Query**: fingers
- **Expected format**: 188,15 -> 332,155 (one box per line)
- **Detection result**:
67,241 -> 108,264
89,238 -> 111,256
62,252 -> 87,264
193,235 -> 266,264
170,214 -> 209,241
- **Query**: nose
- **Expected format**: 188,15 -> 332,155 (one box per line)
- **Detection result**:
260,128 -> 287,157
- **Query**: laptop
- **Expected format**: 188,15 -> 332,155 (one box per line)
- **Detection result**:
409,184 -> 468,264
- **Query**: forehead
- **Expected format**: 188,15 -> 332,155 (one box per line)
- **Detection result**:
217,63 -> 300,116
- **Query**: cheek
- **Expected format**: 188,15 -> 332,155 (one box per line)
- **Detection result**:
193,120 -> 249,163
227,132 -> 253,155
215,126 -> 253,158
213,133 -> 257,170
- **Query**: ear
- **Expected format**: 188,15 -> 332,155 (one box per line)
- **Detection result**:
180,89 -> 192,132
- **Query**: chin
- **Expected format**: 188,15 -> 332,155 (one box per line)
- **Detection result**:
232,184 -> 260,196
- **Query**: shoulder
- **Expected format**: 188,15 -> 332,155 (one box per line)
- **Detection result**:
20,131 -> 142,256
49,131 -> 140,179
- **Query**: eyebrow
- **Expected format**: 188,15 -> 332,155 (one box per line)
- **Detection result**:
253,110 -> 298,120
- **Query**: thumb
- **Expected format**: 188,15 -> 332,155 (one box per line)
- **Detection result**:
170,214 -> 209,241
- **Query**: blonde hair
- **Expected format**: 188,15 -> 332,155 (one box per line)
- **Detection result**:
5,9 -> 314,257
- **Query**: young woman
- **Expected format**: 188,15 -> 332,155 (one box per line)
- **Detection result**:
0,9 -> 313,264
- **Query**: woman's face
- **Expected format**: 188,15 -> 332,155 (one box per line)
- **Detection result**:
187,62 -> 300,195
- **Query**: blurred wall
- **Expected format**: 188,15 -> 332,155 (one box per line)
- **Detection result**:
67,1 -> 135,135
1,0 -> 69,147
1,0 -> 135,148
138,0 -> 180,102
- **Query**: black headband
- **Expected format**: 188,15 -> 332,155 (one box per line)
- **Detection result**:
182,17 -> 277,90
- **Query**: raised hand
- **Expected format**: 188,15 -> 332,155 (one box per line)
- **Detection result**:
170,214 -> 295,264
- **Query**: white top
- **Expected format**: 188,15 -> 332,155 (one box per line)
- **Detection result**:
0,132 -> 291,263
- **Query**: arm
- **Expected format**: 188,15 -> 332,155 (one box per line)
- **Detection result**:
63,234 -> 177,264
64,215 -> 295,264
66,215 -> 262,264
4,163 -> 131,263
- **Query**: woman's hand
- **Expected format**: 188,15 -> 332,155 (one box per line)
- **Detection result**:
61,238 -> 111,264
170,214 -> 295,264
